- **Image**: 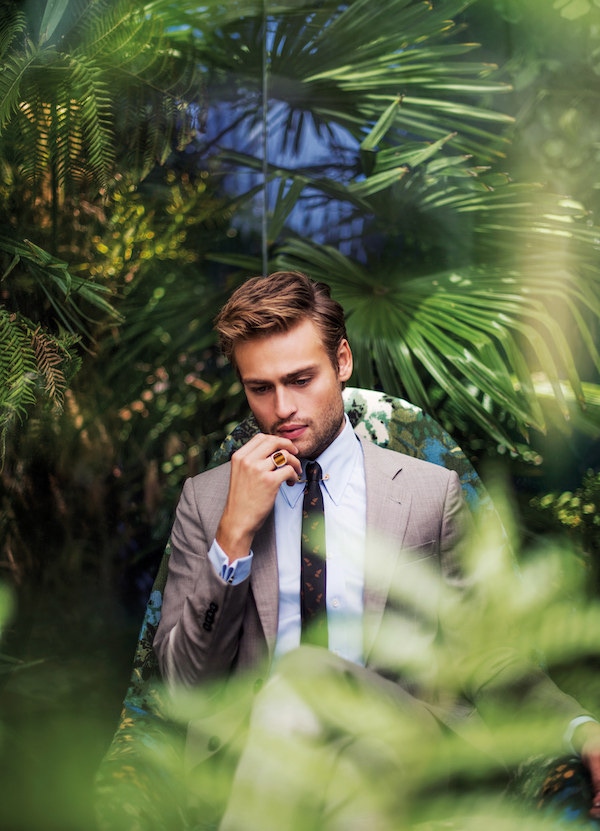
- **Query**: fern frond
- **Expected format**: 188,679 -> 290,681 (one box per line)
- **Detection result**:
77,0 -> 147,61
66,53 -> 115,188
0,308 -> 83,460
0,309 -> 38,431
74,0 -> 201,174
1,0 -> 204,192
0,45 -> 39,132
30,327 -> 68,410
0,3 -> 27,62
14,94 -> 53,189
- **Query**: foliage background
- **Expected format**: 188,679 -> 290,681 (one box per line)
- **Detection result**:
1,0 -> 600,827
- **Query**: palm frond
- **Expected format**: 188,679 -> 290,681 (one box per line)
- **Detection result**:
273,237 -> 600,449
192,0 -> 511,165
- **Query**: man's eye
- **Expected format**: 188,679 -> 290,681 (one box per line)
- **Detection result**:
294,378 -> 310,387
250,386 -> 269,395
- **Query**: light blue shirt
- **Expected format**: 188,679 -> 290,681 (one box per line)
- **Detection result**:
209,416 -> 366,665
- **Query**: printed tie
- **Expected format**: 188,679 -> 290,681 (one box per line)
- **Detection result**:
300,461 -> 328,647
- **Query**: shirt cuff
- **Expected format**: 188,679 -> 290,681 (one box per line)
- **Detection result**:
564,715 -> 599,755
208,539 -> 253,585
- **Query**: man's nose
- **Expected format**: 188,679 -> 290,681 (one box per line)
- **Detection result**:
274,387 -> 296,420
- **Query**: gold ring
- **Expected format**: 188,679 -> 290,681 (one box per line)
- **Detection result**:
271,450 -> 287,469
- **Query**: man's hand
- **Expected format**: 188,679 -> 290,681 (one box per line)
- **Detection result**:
574,721 -> 600,818
216,433 -> 303,563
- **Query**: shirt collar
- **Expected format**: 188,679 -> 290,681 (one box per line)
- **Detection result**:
279,415 -> 362,508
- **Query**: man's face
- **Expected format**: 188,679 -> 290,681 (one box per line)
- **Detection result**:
234,318 -> 353,460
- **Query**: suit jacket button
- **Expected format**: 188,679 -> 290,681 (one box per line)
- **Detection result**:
208,735 -> 220,752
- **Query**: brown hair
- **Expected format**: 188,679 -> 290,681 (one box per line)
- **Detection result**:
215,271 -> 348,371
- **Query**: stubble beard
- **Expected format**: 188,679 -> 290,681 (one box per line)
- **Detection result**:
261,399 -> 346,461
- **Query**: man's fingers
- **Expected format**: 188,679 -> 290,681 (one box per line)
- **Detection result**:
233,433 -> 302,479
235,432 -> 299,460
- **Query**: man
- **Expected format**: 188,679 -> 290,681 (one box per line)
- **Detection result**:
153,271 -> 600,824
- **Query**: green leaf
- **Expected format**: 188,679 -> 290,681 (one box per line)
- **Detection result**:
38,0 -> 71,45
360,97 -> 403,154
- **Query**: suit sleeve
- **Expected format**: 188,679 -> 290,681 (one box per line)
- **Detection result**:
438,475 -> 592,733
153,474 -> 251,687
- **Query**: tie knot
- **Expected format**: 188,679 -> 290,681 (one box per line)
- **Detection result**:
305,461 -> 322,483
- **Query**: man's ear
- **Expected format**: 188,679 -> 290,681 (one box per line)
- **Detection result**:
337,339 -> 353,382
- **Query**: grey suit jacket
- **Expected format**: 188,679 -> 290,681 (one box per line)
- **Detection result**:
153,435 -> 586,751
154,437 -> 465,685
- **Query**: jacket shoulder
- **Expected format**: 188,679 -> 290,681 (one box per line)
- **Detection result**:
183,460 -> 231,510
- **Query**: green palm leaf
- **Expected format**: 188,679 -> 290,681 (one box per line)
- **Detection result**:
188,0 -> 512,162
273,237 -> 600,448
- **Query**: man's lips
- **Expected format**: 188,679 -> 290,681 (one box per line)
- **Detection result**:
276,425 -> 308,441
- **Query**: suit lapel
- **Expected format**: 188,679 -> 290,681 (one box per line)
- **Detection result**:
361,439 -> 412,659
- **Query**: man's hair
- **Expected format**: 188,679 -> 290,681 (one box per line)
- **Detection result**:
215,271 -> 348,371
